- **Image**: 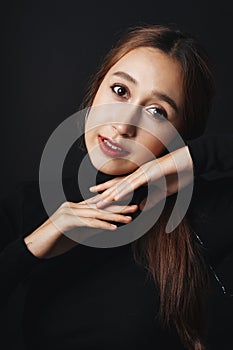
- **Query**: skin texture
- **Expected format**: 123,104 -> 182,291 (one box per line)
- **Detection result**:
85,47 -> 184,175
24,46 -> 193,258
85,47 -> 193,209
90,145 -> 193,211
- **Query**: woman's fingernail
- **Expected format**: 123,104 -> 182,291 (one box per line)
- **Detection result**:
89,186 -> 96,192
110,224 -> 117,230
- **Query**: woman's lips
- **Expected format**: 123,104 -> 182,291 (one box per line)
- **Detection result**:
98,135 -> 130,158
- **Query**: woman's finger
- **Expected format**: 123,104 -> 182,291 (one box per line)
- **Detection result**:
68,200 -> 138,213
67,214 -> 118,231
77,194 -> 104,205
103,204 -> 138,213
96,170 -> 148,208
89,177 -> 125,193
66,207 -> 134,225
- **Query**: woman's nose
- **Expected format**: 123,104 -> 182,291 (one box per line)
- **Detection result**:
112,123 -> 136,137
111,104 -> 141,137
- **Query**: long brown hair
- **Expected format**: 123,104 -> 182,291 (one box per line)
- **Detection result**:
80,24 -> 215,349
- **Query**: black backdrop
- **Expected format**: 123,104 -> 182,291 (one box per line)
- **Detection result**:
1,1 -> 233,349
1,0 -> 233,195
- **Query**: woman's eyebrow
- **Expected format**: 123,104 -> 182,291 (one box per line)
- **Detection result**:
112,71 -> 179,114
152,91 -> 179,114
113,71 -> 137,84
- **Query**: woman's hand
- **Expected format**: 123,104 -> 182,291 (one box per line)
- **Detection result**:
24,196 -> 138,259
89,146 -> 193,210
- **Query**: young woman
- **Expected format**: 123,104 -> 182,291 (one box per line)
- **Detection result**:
1,24 -> 233,350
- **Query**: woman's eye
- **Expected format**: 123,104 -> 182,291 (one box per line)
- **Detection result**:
146,106 -> 167,121
111,85 -> 128,98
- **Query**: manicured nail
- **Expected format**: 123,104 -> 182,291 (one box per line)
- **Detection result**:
89,186 -> 96,192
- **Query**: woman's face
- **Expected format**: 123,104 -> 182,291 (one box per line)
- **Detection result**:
85,47 -> 184,175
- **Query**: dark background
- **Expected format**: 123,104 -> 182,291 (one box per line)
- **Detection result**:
1,0 -> 233,349
1,0 -> 233,196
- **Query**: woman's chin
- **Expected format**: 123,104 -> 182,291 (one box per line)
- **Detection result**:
92,158 -> 138,176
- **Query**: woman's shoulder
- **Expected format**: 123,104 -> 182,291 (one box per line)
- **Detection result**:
187,132 -> 233,179
188,176 -> 233,226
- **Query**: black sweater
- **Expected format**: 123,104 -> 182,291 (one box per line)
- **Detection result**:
0,133 -> 233,350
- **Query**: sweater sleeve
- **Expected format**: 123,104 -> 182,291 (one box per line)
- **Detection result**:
186,133 -> 233,295
0,182 -> 46,303
186,133 -> 233,179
